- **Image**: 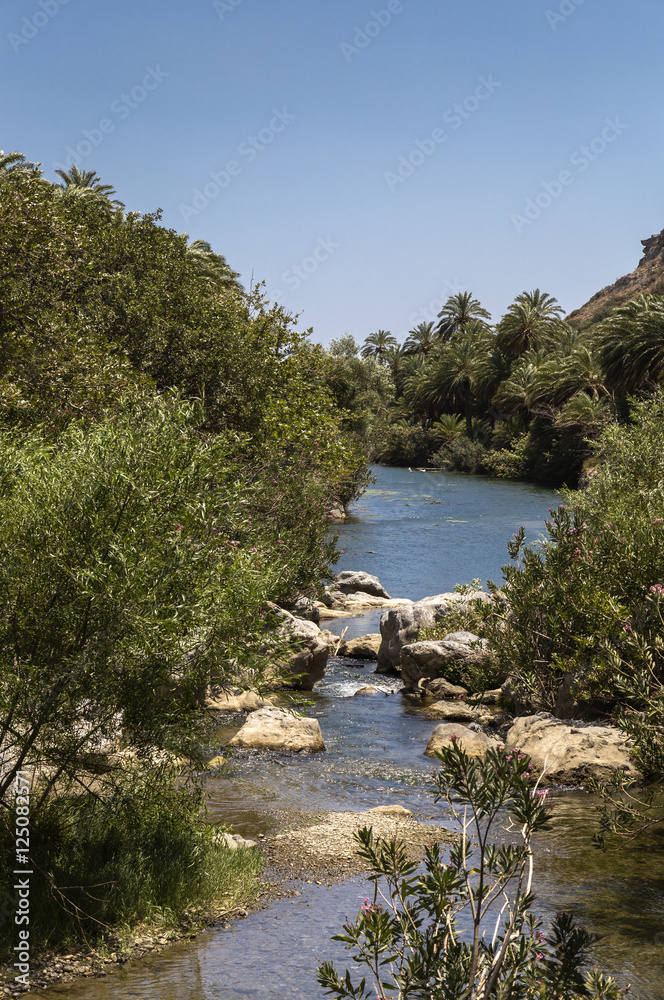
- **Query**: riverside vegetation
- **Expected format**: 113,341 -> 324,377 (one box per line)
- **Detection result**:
324,231 -> 664,486
0,151 -> 368,966
2,148 -> 664,994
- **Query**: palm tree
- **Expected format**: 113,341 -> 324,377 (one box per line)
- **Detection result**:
495,289 -> 564,359
435,292 -> 491,342
185,239 -> 243,293
530,346 -> 607,410
554,394 -> 612,436
430,414 -> 465,444
598,294 -> 664,394
361,330 -> 397,362
54,165 -> 124,210
404,321 -> 437,356
492,357 -> 542,420
0,150 -> 39,183
411,322 -> 491,436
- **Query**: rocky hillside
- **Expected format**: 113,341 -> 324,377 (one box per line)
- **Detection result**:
567,227 -> 664,328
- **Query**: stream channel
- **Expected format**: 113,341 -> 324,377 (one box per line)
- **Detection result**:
37,467 -> 664,998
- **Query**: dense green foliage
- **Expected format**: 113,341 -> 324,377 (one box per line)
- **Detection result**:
326,279 -> 664,485
0,151 -> 369,956
319,743 -> 623,999
0,771 -> 262,959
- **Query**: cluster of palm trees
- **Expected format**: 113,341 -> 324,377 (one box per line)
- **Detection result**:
357,286 -> 664,480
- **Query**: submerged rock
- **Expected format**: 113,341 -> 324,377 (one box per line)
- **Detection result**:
228,707 -> 326,753
505,713 -> 640,786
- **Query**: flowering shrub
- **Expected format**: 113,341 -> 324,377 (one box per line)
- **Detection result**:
318,743 -> 623,999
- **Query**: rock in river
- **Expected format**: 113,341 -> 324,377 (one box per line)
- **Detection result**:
228,707 -> 325,753
400,632 -> 489,686
425,724 -> 497,758
505,713 -> 640,786
377,592 -> 492,674
335,571 -> 392,599
269,607 -> 331,690
337,634 -> 382,659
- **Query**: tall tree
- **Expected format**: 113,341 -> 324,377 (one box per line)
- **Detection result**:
185,239 -> 243,293
404,321 -> 437,355
411,322 -> 491,436
598,294 -> 664,394
55,165 -> 123,210
361,329 -> 397,362
495,289 -> 564,359
435,291 -> 491,342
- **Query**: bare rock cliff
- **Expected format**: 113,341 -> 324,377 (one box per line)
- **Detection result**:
567,227 -> 664,327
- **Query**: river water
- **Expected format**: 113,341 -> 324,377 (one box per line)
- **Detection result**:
35,467 -> 664,999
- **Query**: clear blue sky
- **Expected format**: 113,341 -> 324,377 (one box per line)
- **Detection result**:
2,0 -> 663,345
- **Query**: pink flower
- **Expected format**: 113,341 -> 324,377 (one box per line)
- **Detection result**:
650,584 -> 664,594
450,734 -> 459,743
536,789 -> 548,797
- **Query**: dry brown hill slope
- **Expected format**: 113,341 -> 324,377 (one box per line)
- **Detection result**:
566,227 -> 664,327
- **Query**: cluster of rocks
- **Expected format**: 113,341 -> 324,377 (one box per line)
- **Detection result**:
315,571 -> 412,619
424,713 -> 638,785
209,572 -> 640,788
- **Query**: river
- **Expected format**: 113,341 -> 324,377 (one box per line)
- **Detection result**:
34,467 -> 664,999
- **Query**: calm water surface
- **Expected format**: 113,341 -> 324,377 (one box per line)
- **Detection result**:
34,468 -> 664,999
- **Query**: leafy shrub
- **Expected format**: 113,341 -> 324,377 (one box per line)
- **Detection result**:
484,434 -> 532,479
431,437 -> 489,474
373,423 -> 433,466
0,770 -> 262,958
318,743 -> 622,999
478,392 -> 664,715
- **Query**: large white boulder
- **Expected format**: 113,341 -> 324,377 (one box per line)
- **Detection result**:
505,713 -> 640,786
269,607 -> 331,690
228,707 -> 325,753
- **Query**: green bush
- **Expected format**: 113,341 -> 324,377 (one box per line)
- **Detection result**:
0,770 -> 262,958
431,437 -> 489,474
318,743 -> 622,999
373,423 -> 433,466
478,392 -> 664,718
